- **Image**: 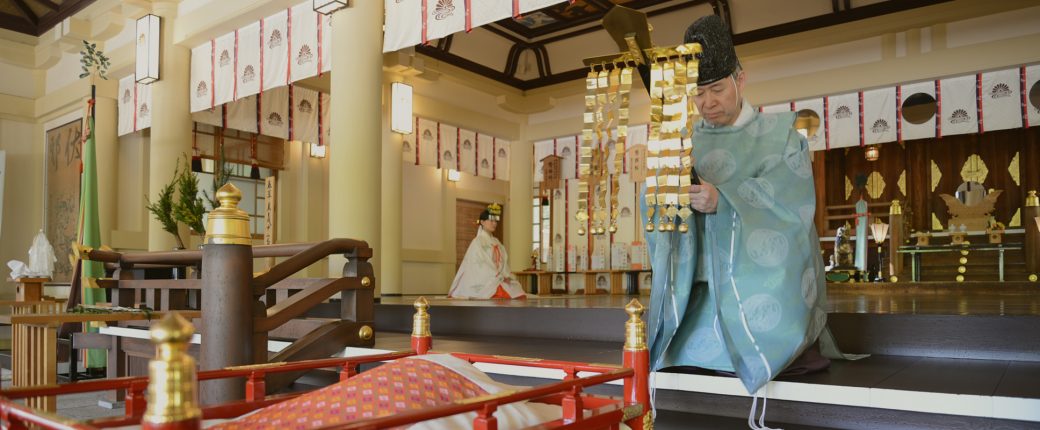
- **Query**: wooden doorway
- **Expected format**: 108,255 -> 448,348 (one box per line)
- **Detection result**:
456,199 -> 504,271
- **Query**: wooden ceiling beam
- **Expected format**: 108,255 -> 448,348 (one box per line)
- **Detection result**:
0,10 -> 36,34
36,0 -> 96,36
36,0 -> 60,11
12,0 -> 39,24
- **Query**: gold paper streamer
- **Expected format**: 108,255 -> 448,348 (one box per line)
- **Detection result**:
577,70 -> 597,235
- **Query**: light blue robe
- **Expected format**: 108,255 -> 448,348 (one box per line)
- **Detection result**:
642,110 -> 827,395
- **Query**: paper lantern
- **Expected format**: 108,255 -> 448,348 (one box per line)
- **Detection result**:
135,14 -> 161,84
313,0 -> 348,15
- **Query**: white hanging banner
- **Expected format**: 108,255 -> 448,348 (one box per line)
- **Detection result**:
533,139 -> 554,182
192,107 -> 223,128
426,0 -> 465,41
617,173 -> 636,242
260,86 -> 289,139
402,133 -> 417,164
981,68 -> 1022,132
293,86 -> 319,143
417,118 -> 439,168
939,74 -> 978,136
190,43 -> 213,113
468,0 -> 512,33
211,34 -> 234,106
899,81 -> 936,141
1028,65 -> 1040,128
320,93 -> 331,144
320,13 -> 332,74
793,98 -> 826,151
495,139 -> 510,180
439,124 -> 458,170
118,75 -> 134,136
136,82 -> 152,130
262,10 -> 289,92
862,87 -> 897,145
383,0 -> 421,53
237,23 -> 261,99
559,137 -> 578,180
290,3 -> 319,83
227,95 -> 258,133
477,133 -> 494,178
519,0 -> 566,14
760,103 -> 791,114
827,92 -> 860,149
458,128 -> 477,175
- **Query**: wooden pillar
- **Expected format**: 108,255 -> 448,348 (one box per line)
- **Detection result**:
813,151 -> 827,235
200,184 -> 254,404
1025,191 -> 1039,280
888,200 -> 904,281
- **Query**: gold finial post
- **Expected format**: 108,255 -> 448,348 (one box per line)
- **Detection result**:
622,299 -> 651,430
889,199 -> 903,215
204,183 -> 252,245
143,312 -> 201,429
411,297 -> 432,354
624,299 -> 647,351
1026,191 -> 1039,207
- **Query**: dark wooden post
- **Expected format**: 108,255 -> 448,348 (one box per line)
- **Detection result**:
1025,191 -> 1039,281
200,184 -> 254,404
888,200 -> 904,282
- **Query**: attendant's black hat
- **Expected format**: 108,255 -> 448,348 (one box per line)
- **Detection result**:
683,15 -> 739,86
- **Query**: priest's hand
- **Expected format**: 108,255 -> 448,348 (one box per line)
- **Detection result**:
689,181 -> 718,213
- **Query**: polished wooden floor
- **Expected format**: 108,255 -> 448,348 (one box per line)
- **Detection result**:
380,281 -> 1040,316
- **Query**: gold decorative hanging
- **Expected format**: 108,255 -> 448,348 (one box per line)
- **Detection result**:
960,154 -> 988,184
1009,152 -> 1020,186
930,160 -> 942,192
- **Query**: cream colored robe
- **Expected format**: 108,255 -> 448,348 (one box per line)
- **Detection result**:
448,226 -> 526,299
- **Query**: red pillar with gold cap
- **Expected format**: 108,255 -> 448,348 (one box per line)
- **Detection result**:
623,299 -> 651,430
411,297 -> 432,354
142,312 -> 202,430
1025,191 -> 1039,281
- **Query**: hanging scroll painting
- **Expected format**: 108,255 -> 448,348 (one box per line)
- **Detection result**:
44,119 -> 82,283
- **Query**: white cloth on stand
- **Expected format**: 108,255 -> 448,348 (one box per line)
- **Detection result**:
7,230 -> 56,279
448,226 -> 526,299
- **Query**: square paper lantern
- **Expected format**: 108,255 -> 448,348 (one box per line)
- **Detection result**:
313,0 -> 348,15
135,14 -> 160,84
391,82 -> 413,135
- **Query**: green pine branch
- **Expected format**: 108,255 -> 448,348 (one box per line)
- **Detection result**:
174,156 -> 208,235
79,40 -> 109,80
145,166 -> 184,249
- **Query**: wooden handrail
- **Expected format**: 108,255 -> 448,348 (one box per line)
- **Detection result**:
252,239 -> 371,291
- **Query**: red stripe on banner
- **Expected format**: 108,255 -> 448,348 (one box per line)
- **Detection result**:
789,101 -> 795,112
492,137 -> 497,180
513,0 -> 521,18
436,122 -> 442,169
465,0 -> 472,32
317,14 -> 323,76
286,8 -> 292,86
456,128 -> 461,170
858,91 -> 864,147
289,84 -> 294,140
233,30 -> 239,100
1023,66 -> 1031,128
896,86 -> 903,142
421,0 -> 428,44
475,133 -> 480,173
260,19 -> 265,94
758,106 -> 763,113
565,178 -> 570,282
318,92 -> 323,147
133,83 -> 138,131
823,97 -> 830,150
210,39 -> 216,109
976,73 -> 983,134
415,117 -> 420,165
222,104 -> 227,129
257,93 -> 263,135
935,80 -> 942,139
